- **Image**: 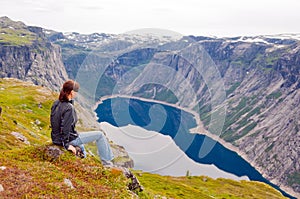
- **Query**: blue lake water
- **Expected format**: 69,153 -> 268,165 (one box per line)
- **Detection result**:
95,97 -> 295,199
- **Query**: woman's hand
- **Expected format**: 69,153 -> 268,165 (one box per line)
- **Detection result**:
68,145 -> 76,154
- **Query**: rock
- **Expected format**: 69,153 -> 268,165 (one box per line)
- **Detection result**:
11,132 -> 30,145
64,178 -> 75,189
122,168 -> 143,193
0,17 -> 68,91
0,184 -> 4,192
0,166 -> 6,170
35,119 -> 41,125
111,144 -> 134,168
43,145 -> 64,161
38,103 -> 42,108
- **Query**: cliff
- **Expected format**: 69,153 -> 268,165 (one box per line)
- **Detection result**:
0,16 -> 68,91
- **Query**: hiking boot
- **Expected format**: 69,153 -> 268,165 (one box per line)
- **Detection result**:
74,146 -> 85,158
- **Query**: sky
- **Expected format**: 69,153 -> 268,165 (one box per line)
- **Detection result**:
1,0 -> 300,37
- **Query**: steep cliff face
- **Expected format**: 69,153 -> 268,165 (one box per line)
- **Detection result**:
198,39 -> 300,194
0,17 -> 68,91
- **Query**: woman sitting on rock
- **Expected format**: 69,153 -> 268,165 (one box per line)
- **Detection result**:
50,80 -> 114,166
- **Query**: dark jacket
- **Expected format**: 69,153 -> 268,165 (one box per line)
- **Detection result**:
50,100 -> 78,149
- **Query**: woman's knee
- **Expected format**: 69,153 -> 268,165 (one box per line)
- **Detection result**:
95,131 -> 105,139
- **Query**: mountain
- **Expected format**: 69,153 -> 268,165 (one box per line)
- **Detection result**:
0,16 -> 68,91
48,30 -> 300,197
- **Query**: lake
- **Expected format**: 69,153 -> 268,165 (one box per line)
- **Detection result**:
95,97 -> 294,199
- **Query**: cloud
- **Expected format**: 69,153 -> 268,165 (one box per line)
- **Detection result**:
1,0 -> 300,36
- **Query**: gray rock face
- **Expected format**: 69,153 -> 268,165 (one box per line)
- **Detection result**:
0,17 -> 68,91
0,43 -> 68,91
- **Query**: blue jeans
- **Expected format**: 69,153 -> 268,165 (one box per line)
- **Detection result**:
69,131 -> 114,161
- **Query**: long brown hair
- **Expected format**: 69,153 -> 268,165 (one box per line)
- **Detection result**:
59,80 -> 80,102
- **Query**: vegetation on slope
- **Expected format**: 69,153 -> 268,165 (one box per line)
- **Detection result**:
0,78 -> 132,198
135,172 -> 288,199
0,146 -> 130,198
0,16 -> 36,46
0,78 -> 288,198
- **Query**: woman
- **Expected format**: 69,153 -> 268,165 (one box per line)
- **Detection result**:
50,80 -> 114,166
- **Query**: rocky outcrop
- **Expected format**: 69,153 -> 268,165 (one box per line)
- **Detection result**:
0,44 -> 68,91
0,17 -> 68,91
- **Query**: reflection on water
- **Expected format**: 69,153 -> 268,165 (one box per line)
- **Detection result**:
95,97 -> 294,199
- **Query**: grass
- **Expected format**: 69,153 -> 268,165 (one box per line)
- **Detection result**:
0,78 -> 131,198
0,27 -> 36,46
135,172 -> 288,199
266,91 -> 282,100
226,82 -> 241,96
0,78 -> 289,198
0,145 -> 130,198
0,17 -> 37,46
0,79 -> 56,149
221,96 -> 261,142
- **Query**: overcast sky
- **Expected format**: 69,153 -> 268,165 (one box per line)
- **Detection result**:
1,0 -> 300,37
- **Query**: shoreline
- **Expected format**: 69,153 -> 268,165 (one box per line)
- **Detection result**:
93,94 -> 299,198
93,95 -> 256,168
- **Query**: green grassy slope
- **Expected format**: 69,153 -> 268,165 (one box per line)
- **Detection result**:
0,78 -> 55,149
135,172 -> 287,199
0,17 -> 36,46
0,78 -> 288,198
0,78 -> 132,198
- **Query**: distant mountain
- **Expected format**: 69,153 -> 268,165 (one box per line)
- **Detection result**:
48,29 -> 300,197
